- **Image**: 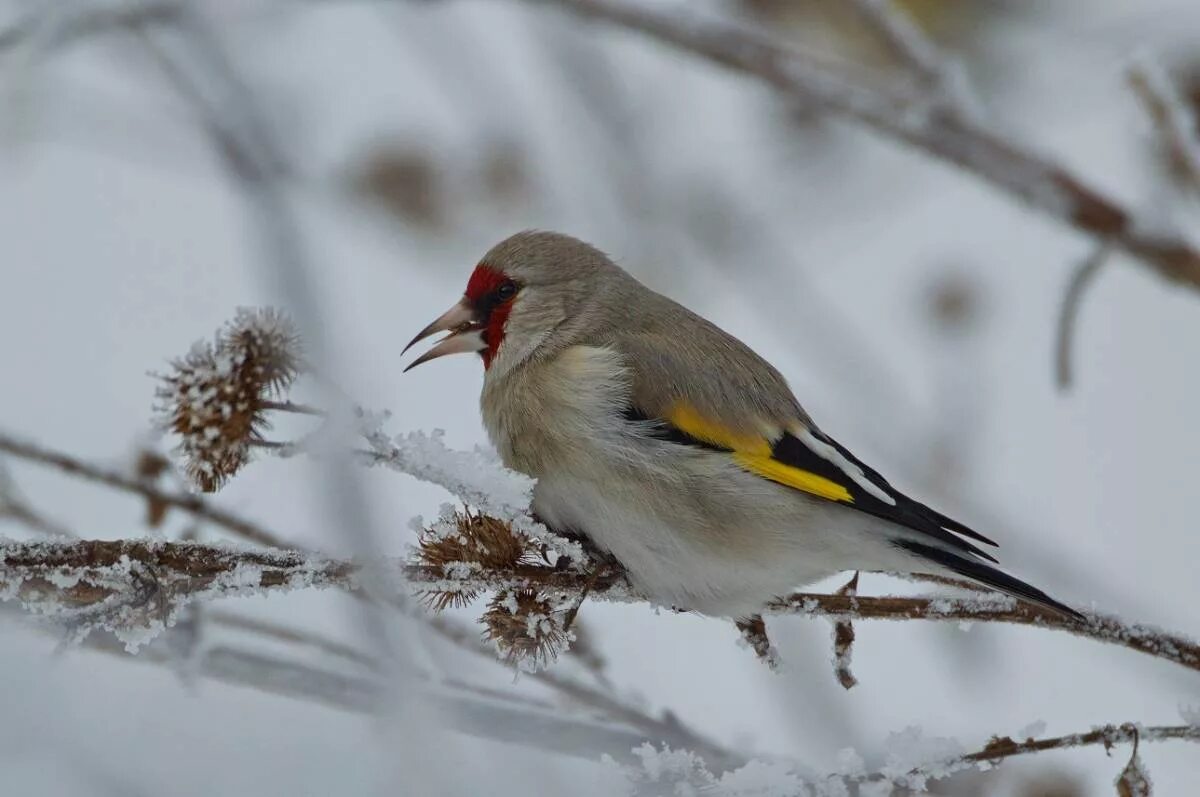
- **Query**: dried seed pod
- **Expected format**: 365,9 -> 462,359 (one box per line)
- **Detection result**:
156,308 -> 301,492
415,510 -> 540,611
482,588 -> 568,669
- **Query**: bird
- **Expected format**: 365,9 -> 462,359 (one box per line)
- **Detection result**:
403,230 -> 1082,621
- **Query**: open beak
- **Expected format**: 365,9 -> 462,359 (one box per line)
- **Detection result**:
403,298 -> 487,372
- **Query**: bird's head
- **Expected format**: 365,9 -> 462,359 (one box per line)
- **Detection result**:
403,231 -> 620,376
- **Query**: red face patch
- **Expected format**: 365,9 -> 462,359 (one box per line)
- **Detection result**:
464,264 -> 516,368
465,264 -> 506,304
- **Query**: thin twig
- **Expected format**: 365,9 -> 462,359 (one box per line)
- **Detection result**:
530,0 -> 1200,289
1055,243 -> 1111,391
847,0 -> 973,117
208,610 -> 379,671
260,400 -> 327,417
1128,55 -> 1200,192
0,431 -> 288,549
845,721 -> 1198,790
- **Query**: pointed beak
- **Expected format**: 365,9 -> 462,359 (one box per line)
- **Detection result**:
403,298 -> 487,372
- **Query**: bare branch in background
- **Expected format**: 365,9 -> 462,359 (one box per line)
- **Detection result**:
1055,243 -> 1112,391
0,0 -> 178,55
0,463 -> 74,539
531,0 -> 1200,290
847,0 -> 975,118
0,432 -> 288,548
1128,55 -> 1200,192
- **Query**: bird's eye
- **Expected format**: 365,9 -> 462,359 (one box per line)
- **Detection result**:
496,280 -> 518,301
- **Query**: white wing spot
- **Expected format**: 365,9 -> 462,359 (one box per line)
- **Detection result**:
796,427 -> 897,506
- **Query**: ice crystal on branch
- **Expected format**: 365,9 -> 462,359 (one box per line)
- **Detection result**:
155,308 -> 301,491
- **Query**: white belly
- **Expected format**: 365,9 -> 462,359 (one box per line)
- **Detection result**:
532,469 -> 847,618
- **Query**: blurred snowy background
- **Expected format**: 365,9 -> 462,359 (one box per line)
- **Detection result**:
2,0 -> 1199,794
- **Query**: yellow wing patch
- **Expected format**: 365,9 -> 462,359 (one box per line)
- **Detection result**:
665,403 -> 854,504
734,454 -> 853,502
666,403 -> 771,455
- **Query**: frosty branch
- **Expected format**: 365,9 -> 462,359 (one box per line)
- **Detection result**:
1,536 -> 1197,678
622,721 -> 1199,794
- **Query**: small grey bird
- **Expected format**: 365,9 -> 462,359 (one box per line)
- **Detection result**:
405,230 -> 1081,620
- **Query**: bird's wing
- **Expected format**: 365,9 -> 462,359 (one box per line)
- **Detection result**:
611,331 -> 997,561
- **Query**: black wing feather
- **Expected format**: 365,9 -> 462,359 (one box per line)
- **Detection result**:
775,429 -> 998,562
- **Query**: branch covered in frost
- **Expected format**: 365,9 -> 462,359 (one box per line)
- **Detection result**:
0,537 -> 353,651
533,0 -> 1200,290
357,415 -> 590,565
856,722 -> 1198,793
766,590 -> 1200,675
2,538 -> 1197,676
622,722 -> 1199,795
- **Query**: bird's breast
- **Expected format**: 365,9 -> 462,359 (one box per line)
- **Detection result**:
479,345 -> 632,476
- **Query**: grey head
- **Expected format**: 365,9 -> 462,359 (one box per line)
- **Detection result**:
403,230 -> 640,375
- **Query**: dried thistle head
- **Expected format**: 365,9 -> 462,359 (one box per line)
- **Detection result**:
415,509 -> 539,611
482,588 -> 569,670
156,308 -> 301,492
221,307 -> 302,394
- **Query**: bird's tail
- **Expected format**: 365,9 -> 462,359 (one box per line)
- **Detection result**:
895,540 -> 1085,621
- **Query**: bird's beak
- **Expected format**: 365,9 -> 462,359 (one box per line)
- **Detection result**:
403,298 -> 487,371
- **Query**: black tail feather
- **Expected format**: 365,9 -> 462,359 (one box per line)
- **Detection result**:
895,540 -> 1085,621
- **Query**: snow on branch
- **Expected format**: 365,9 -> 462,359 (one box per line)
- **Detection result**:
1,535 -> 1197,677
533,0 -> 1200,291
619,721 -> 1198,795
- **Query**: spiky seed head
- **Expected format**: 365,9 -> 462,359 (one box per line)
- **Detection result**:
415,509 -> 539,611
220,307 -> 302,395
155,308 -> 301,492
482,588 -> 568,669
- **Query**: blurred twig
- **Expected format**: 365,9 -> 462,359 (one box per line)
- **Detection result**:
0,461 -> 75,538
0,603 -> 662,764
1055,243 -> 1111,391
847,0 -> 973,117
531,0 -> 1200,289
0,431 -> 287,548
0,0 -> 178,55
1128,55 -> 1200,192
